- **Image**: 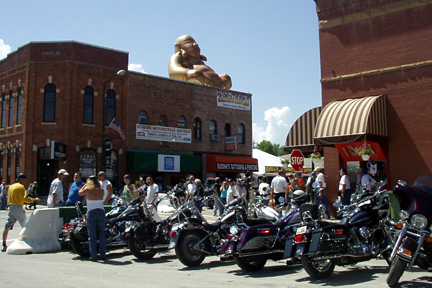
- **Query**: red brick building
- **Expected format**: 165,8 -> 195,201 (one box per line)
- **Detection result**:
0,41 -> 256,194
312,0 -> 432,206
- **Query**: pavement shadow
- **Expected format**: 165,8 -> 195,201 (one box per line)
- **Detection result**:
228,263 -> 303,278
397,275 -> 432,287
295,265 -> 389,286
178,258 -> 237,271
71,250 -> 134,265
132,253 -> 178,264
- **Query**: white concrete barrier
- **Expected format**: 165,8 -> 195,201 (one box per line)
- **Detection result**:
7,208 -> 61,255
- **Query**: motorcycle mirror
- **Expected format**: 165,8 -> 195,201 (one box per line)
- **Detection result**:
312,182 -> 318,189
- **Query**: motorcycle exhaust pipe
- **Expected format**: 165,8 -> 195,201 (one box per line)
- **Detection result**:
237,249 -> 285,258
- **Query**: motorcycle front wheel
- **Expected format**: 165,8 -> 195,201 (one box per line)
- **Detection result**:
128,236 -> 157,260
386,256 -> 407,287
301,255 -> 335,279
235,255 -> 267,272
71,237 -> 90,258
175,231 -> 206,267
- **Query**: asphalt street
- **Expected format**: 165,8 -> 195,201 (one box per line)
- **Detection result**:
0,202 -> 431,288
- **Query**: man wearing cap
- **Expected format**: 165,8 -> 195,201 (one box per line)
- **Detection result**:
271,170 -> 288,205
2,173 -> 39,252
339,168 -> 352,205
47,169 -> 69,208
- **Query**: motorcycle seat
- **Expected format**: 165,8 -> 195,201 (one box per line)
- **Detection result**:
273,219 -> 286,228
203,221 -> 221,232
338,217 -> 349,227
245,218 -> 271,226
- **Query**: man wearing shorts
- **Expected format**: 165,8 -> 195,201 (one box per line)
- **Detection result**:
2,173 -> 39,252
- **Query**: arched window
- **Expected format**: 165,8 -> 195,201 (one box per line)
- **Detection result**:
193,117 -> 201,140
83,86 -> 94,124
138,110 -> 149,124
1,94 -> 5,128
178,115 -> 187,128
17,88 -> 22,125
238,123 -> 245,144
209,120 -> 217,136
43,83 -> 56,122
160,115 -> 168,127
8,90 -> 13,126
106,89 -> 116,126
224,123 -> 231,136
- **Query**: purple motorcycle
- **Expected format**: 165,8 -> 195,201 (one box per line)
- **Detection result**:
387,175 -> 432,287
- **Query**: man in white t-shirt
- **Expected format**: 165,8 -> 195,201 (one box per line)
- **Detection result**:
361,168 -> 376,191
47,169 -> 69,208
259,176 -> 271,206
226,179 -> 238,204
339,168 -> 352,205
314,167 -> 329,218
98,171 -> 113,204
271,170 -> 288,205
186,175 -> 196,201
145,177 -> 159,205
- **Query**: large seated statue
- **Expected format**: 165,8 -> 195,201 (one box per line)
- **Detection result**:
168,35 -> 232,90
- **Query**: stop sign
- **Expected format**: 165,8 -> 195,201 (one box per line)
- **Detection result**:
290,149 -> 304,172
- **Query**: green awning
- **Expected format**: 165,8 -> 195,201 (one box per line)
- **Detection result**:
127,152 -> 201,173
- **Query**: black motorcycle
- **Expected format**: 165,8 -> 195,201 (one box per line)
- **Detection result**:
386,176 -> 432,287
69,199 -> 144,258
300,185 -> 396,279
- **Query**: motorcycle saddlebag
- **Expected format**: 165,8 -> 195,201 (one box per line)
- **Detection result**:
135,221 -> 156,241
73,222 -> 88,241
308,227 -> 347,254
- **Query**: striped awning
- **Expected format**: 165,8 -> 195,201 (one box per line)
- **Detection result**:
314,95 -> 387,146
285,107 -> 322,153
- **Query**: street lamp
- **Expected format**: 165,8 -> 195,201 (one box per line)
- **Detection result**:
102,69 -> 126,172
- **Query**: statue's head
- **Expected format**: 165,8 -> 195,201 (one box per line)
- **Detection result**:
175,35 -> 201,59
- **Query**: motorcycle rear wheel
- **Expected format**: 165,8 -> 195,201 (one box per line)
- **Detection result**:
386,256 -> 407,287
71,237 -> 90,258
175,231 -> 206,267
235,255 -> 267,272
128,236 -> 157,260
301,255 -> 335,279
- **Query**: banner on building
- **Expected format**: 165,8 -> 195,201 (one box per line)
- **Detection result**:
217,91 -> 251,111
136,124 -> 191,143
158,154 -> 180,172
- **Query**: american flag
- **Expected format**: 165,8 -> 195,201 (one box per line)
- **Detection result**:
108,117 -> 125,141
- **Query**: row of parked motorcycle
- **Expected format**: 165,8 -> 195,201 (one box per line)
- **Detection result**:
61,175 -> 432,287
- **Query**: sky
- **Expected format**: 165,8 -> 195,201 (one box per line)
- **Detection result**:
0,0 -> 322,147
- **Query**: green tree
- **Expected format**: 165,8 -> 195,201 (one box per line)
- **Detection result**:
255,140 -> 285,156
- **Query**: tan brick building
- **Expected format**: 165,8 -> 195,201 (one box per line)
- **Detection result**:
0,41 -> 256,194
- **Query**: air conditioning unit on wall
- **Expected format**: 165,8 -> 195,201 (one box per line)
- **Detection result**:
210,134 -> 219,142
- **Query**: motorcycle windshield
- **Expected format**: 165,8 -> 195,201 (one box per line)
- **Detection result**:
413,176 -> 432,196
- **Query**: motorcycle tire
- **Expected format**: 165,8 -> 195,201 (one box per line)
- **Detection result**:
386,256 -> 407,287
175,231 -> 206,267
300,255 -> 335,280
128,236 -> 157,260
71,237 -> 90,258
234,255 -> 267,272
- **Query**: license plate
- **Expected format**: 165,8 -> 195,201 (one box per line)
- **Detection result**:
296,226 -> 307,235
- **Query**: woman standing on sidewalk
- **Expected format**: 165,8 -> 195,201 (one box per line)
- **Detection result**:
78,175 -> 106,261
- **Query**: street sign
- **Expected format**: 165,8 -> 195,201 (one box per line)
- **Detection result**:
290,149 -> 304,172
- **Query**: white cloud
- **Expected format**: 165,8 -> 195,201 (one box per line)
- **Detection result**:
253,106 -> 292,146
128,63 -> 146,73
0,39 -> 12,60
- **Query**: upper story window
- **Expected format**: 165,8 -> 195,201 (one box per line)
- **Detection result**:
43,83 -> 56,122
193,117 -> 201,140
1,94 -> 5,128
106,89 -> 116,126
224,123 -> 231,136
8,90 -> 13,126
209,120 -> 217,135
17,88 -> 22,125
83,86 -> 94,124
160,115 -> 168,127
138,110 -> 149,124
178,115 -> 187,128
238,123 -> 245,144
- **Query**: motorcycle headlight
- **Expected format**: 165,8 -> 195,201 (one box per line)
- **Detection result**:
230,225 -> 239,235
411,214 -> 428,229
